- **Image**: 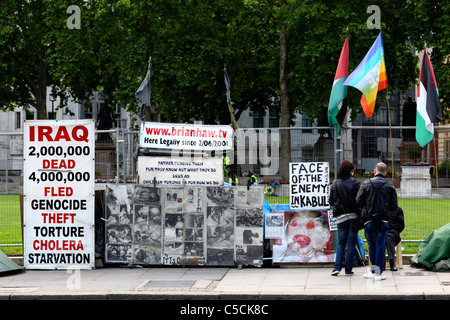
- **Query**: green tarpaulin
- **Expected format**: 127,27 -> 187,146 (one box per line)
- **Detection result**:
0,250 -> 22,274
411,223 -> 450,272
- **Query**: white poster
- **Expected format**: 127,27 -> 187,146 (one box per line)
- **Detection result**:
137,156 -> 224,186
140,122 -> 233,150
289,162 -> 330,210
23,120 -> 95,269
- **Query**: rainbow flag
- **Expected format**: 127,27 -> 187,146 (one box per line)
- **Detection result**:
344,32 -> 387,118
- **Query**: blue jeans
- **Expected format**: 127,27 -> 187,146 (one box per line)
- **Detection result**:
334,219 -> 358,273
364,220 -> 390,274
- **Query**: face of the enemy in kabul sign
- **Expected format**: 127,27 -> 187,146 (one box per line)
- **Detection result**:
285,211 -> 330,262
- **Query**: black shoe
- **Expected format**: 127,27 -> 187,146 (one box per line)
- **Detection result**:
331,269 -> 340,276
389,259 -> 397,271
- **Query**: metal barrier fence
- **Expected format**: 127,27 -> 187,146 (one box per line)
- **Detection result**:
1,125 -> 450,250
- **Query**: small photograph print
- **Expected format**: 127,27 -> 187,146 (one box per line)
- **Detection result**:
207,226 -> 234,248
235,187 -> 264,208
207,206 -> 234,227
133,186 -> 160,205
185,228 -> 204,242
106,204 -> 133,224
237,227 -> 263,245
106,225 -> 133,244
183,187 -> 203,212
106,244 -> 132,263
184,242 -> 204,257
246,245 -> 263,265
236,208 -> 263,227
164,242 -> 184,255
207,248 -> 234,266
206,186 -> 234,206
165,188 -> 183,212
164,214 -> 185,228
105,184 -> 133,208
134,205 -> 162,225
185,213 -> 204,228
133,223 -> 161,246
133,245 -> 161,265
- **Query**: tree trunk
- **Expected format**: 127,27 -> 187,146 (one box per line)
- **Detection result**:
279,0 -> 291,178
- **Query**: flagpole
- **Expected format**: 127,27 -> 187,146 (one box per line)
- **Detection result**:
386,90 -> 394,181
433,128 -> 439,193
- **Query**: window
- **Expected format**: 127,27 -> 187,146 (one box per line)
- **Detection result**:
252,111 -> 264,128
268,108 -> 279,128
302,117 -> 312,133
15,112 -> 21,129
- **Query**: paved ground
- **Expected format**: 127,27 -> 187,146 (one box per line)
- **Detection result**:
1,263 -> 449,301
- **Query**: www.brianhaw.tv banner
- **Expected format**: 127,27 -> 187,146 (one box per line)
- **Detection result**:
140,122 -> 233,151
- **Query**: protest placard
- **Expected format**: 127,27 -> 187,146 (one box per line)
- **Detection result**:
23,120 -> 95,269
289,162 -> 330,210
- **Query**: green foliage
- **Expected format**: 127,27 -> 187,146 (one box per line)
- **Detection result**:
0,0 -> 448,125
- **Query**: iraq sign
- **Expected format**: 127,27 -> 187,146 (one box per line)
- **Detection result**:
23,120 -> 95,269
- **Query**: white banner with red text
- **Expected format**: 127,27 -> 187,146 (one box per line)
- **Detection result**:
23,120 -> 95,269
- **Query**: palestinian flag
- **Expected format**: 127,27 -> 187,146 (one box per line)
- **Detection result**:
327,36 -> 349,137
416,51 -> 442,148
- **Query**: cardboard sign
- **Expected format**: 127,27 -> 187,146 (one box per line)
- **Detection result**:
289,162 -> 330,210
23,120 -> 95,269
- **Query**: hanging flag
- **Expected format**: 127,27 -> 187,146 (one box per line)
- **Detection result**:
415,51 -> 442,148
224,67 -> 232,104
344,31 -> 387,118
136,57 -> 152,119
328,36 -> 349,137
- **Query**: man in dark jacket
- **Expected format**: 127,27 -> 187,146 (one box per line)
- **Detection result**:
356,162 -> 398,280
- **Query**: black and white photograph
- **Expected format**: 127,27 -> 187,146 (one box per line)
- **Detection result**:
133,186 -> 160,205
106,225 -> 133,244
237,227 -> 264,245
206,186 -> 234,206
207,248 -> 234,266
106,204 -> 133,224
106,244 -> 132,263
236,208 -> 264,227
206,206 -> 234,226
185,213 -> 204,228
185,228 -> 204,242
235,187 -> 264,208
183,187 -> 203,212
105,184 -> 133,210
164,242 -> 184,255
184,242 -> 204,257
133,223 -> 161,246
133,245 -> 161,264
207,226 -> 234,248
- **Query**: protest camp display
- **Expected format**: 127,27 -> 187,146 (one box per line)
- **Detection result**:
104,185 -> 265,266
23,120 -> 95,269
269,162 -> 335,264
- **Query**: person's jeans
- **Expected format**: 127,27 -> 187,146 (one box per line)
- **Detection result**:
334,219 -> 358,273
364,220 -> 390,274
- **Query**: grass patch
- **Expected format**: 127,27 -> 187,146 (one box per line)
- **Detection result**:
0,194 -> 23,255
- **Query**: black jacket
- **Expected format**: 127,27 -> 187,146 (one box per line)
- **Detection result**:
329,175 -> 361,217
388,207 -> 405,243
356,174 -> 398,223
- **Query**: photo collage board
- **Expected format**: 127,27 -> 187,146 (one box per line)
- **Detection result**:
104,184 -> 264,266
